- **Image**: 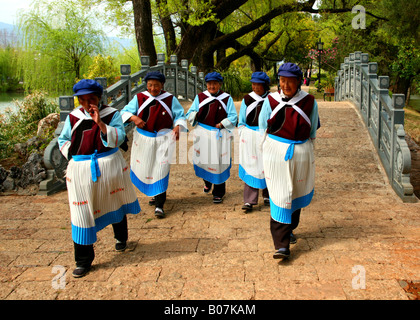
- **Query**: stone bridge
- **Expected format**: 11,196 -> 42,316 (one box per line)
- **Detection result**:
335,52 -> 416,203
0,53 -> 419,301
1,85 -> 419,301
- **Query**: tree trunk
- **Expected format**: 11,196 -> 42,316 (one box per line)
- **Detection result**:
132,0 -> 157,66
395,75 -> 412,104
156,0 -> 177,57
216,47 -> 227,65
174,22 -> 218,72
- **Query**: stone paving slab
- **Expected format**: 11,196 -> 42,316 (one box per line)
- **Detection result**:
0,99 -> 419,302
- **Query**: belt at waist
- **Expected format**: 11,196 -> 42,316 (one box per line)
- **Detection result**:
136,127 -> 171,137
72,148 -> 119,182
267,134 -> 308,161
197,122 -> 223,140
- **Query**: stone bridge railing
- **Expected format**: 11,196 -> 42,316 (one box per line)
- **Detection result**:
335,51 -> 416,202
39,54 -> 205,195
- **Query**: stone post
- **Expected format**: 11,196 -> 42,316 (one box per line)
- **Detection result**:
94,77 -> 107,105
120,64 -> 132,105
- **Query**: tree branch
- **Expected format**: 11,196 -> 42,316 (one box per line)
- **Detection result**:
215,25 -> 270,70
207,0 -> 388,52
212,0 -> 248,21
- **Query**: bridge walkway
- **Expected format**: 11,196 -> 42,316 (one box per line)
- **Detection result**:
0,89 -> 419,301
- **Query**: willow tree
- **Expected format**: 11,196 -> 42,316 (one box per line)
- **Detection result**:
18,0 -> 106,93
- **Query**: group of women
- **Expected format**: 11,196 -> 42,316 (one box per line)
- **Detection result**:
58,63 -> 319,278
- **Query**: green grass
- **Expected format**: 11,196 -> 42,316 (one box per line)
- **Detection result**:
404,106 -> 420,145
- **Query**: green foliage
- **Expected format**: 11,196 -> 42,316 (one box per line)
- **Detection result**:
317,0 -> 420,95
173,0 -> 218,26
320,72 -> 336,89
218,65 -> 257,100
379,0 -> 420,45
391,41 -> 420,81
107,40 -> 142,71
0,47 -> 21,92
276,13 -> 318,66
5,0 -> 418,102
0,91 -> 59,160
83,54 -> 120,86
218,4 -> 317,68
218,67 -> 243,100
18,0 -> 106,93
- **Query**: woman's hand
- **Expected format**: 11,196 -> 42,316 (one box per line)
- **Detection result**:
172,125 -> 180,141
89,104 -> 107,134
88,104 -> 101,123
130,115 -> 146,129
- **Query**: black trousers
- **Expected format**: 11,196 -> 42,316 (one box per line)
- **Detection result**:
270,209 -> 301,250
73,215 -> 128,268
204,180 -> 226,198
154,191 -> 167,209
243,184 -> 269,205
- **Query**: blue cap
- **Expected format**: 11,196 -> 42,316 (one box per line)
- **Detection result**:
73,79 -> 103,96
250,71 -> 270,84
144,71 -> 166,83
205,72 -> 223,83
278,63 -> 303,79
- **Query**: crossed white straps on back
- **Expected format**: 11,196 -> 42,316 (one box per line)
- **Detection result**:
139,91 -> 173,119
198,90 -> 230,111
70,106 -> 116,135
245,91 -> 266,118
269,90 -> 311,126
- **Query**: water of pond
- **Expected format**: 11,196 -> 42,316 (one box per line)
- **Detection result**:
0,92 -> 71,116
0,92 -> 26,114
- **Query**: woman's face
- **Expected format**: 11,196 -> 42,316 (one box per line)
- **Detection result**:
78,93 -> 100,111
206,80 -> 222,95
252,82 -> 265,96
279,76 -> 299,97
147,79 -> 164,97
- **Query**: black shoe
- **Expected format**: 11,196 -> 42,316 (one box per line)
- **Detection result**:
115,241 -> 127,252
290,232 -> 297,244
155,207 -> 165,219
203,186 -> 212,194
149,197 -> 156,206
264,198 -> 270,206
213,196 -> 223,204
72,266 -> 90,278
242,203 -> 253,212
273,248 -> 290,259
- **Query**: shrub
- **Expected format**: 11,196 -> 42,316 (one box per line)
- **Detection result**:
218,68 -> 243,100
0,91 -> 59,162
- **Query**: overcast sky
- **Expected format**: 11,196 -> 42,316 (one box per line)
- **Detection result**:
0,0 -> 32,25
0,0 -> 125,38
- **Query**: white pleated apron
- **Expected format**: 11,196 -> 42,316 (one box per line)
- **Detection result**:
130,128 -> 176,196
192,123 -> 232,184
263,135 -> 315,224
238,125 -> 266,189
67,148 -> 140,245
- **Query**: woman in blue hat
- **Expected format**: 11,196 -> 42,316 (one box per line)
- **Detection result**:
120,71 -> 187,218
238,71 -> 270,212
58,79 -> 141,278
186,71 -> 237,204
259,63 -> 319,259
